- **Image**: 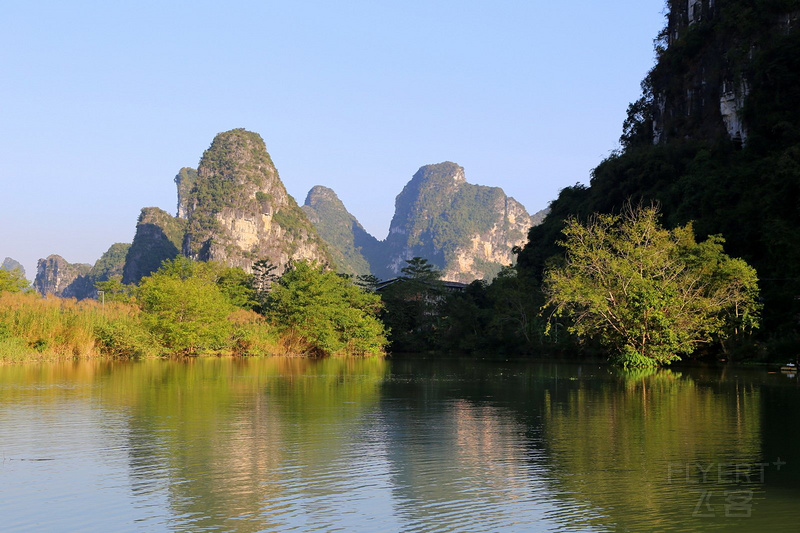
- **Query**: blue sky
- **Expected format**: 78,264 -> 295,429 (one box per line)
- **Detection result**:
1,1 -> 666,278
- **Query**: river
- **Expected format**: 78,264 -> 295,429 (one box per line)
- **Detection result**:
0,357 -> 797,531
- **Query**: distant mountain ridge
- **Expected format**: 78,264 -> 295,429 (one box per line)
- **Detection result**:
301,186 -> 381,277
1,258 -> 25,278
33,129 -> 546,297
303,162 -> 547,282
33,244 -> 129,299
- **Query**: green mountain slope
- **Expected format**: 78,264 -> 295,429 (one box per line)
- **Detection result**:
1,258 -> 25,279
301,186 -> 380,276
123,207 -> 185,285
380,162 -> 541,282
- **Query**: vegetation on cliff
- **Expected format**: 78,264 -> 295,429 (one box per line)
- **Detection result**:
183,129 -> 331,272
87,243 -> 130,290
174,167 -> 197,218
1,258 -> 26,278
517,0 -> 800,359
122,207 -> 185,285
302,186 -> 380,276
377,162 -> 540,281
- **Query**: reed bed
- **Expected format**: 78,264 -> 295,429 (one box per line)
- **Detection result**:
0,292 -> 292,363
0,292 -> 147,362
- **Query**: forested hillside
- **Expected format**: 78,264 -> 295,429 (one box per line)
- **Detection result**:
518,0 -> 800,355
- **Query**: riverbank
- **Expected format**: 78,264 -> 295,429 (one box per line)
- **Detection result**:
0,291 -> 306,363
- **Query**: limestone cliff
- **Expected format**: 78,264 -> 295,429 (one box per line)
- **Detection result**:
183,129 -> 331,274
518,0 -> 800,338
302,186 -> 380,276
379,162 -> 542,282
34,244 -> 131,299
123,207 -> 185,284
34,255 -> 92,298
643,0 -> 800,146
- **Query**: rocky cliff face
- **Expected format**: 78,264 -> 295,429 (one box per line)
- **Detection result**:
122,207 -> 185,284
183,129 -> 331,274
1,257 -> 25,278
303,164 -> 544,282
301,186 -> 380,276
380,162 -> 541,282
647,0 -> 800,146
34,244 -> 131,299
518,0 -> 800,337
34,255 -> 93,298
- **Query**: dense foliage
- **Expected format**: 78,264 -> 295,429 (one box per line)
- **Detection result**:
379,257 -> 446,352
517,1 -> 800,358
264,261 -> 387,356
542,206 -> 760,367
436,267 -> 549,354
135,258 -> 241,353
0,267 -> 30,294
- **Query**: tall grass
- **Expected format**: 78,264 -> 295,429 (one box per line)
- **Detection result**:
0,293 -> 294,363
0,292 -> 156,362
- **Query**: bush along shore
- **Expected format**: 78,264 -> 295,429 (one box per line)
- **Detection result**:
0,258 -> 387,363
0,214 -> 765,367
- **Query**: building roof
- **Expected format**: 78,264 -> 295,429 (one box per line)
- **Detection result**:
373,278 -> 468,292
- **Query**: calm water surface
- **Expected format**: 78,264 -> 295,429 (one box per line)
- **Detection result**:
0,357 -> 797,532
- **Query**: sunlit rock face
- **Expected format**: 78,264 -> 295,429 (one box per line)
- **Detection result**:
303,163 -> 546,282
182,129 -> 331,274
378,162 -> 545,283
35,244 -> 130,300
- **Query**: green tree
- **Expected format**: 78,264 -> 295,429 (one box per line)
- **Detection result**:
400,257 -> 441,283
543,205 -> 760,367
265,261 -> 387,356
0,268 -> 29,293
380,257 -> 444,351
214,265 -> 257,310
136,258 -> 233,353
484,266 -> 547,349
95,275 -> 134,303
251,259 -> 279,311
355,274 -> 381,290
